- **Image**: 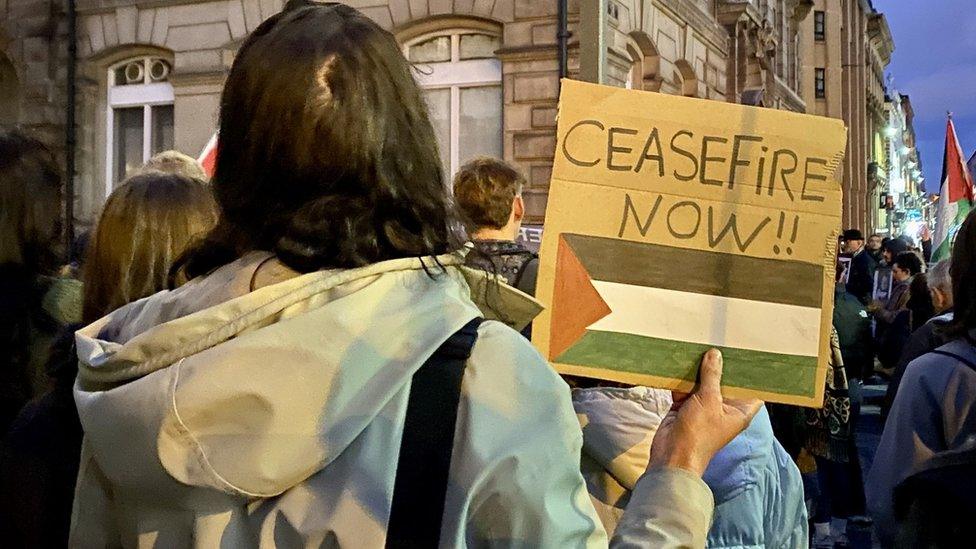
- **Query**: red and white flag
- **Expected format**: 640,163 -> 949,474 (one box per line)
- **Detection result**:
932,116 -> 975,261
198,132 -> 219,179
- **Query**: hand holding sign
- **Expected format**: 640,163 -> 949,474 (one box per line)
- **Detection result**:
649,349 -> 762,476
534,80 -> 847,407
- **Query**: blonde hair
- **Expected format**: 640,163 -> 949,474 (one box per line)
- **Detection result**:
134,150 -> 208,182
82,172 -> 218,323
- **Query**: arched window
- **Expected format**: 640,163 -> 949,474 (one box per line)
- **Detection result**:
106,56 -> 174,188
405,29 -> 502,177
625,32 -> 661,92
626,44 -> 642,90
674,60 -> 699,98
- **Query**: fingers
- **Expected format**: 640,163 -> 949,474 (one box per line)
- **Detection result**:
698,348 -> 723,396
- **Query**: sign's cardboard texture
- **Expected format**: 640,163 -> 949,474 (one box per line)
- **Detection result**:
534,80 -> 847,407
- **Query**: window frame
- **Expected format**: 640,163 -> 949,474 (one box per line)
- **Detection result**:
814,11 -> 826,42
105,56 -> 175,194
404,28 -> 503,177
815,68 -> 826,99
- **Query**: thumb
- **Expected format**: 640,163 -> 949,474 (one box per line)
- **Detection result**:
698,348 -> 723,396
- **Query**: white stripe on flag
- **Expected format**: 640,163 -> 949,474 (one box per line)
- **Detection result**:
587,281 -> 821,357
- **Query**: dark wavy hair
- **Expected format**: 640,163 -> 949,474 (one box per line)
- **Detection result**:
0,130 -> 63,429
0,131 -> 62,271
175,0 -> 462,279
947,209 -> 976,339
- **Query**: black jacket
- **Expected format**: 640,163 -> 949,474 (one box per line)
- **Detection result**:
846,248 -> 878,304
882,312 -> 953,421
0,324 -> 82,548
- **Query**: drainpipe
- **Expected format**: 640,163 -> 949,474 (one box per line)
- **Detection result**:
64,0 -> 77,251
557,0 -> 569,80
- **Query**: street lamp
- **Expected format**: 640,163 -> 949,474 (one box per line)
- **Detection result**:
885,126 -> 898,137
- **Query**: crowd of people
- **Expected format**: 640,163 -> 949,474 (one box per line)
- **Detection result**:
0,2 -> 973,548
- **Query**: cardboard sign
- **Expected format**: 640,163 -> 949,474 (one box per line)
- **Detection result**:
534,80 -> 847,407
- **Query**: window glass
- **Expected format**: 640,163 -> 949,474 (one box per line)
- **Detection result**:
409,36 -> 451,63
458,85 -> 503,164
151,105 -> 175,155
459,34 -> 500,60
411,31 -> 502,176
108,56 -> 176,191
424,88 -> 451,175
114,107 -> 143,182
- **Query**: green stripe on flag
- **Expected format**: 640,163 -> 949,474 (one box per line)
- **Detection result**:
556,330 -> 819,397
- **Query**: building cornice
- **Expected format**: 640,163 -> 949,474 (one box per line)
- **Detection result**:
657,0 -> 730,55
867,12 -> 894,65
77,0 -> 217,16
495,44 -> 557,63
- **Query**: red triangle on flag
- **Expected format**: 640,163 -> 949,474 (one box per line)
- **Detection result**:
198,133 -> 219,179
549,234 -> 612,360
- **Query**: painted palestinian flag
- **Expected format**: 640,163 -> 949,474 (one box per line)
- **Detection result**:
550,233 -> 822,397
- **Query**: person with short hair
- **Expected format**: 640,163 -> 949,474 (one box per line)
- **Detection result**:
843,229 -> 877,304
872,250 -> 925,372
881,237 -> 910,266
928,258 -> 954,314
867,233 -> 884,262
872,251 -> 923,323
454,157 -> 538,297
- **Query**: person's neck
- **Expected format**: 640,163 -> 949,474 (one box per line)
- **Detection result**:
473,226 -> 517,242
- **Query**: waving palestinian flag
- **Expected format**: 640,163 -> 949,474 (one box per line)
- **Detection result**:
932,116 -> 975,262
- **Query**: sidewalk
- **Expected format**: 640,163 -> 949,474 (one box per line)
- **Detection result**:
847,380 -> 887,549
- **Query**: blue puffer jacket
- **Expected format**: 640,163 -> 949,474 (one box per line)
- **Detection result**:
574,386 -> 808,548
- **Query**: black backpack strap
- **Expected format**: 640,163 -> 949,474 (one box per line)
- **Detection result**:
386,317 -> 484,548
510,251 -> 539,290
930,349 -> 976,372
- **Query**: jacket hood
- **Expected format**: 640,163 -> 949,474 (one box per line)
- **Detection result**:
74,253 -> 541,499
573,386 -> 776,505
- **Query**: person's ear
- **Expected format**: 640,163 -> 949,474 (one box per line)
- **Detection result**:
513,195 -> 525,223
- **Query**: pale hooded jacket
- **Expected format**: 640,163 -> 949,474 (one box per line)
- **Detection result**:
71,253 -> 714,548
574,387 -> 808,549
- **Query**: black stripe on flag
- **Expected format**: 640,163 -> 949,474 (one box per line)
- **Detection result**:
563,233 -> 823,308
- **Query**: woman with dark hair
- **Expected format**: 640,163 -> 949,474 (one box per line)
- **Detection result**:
70,3 -> 758,547
0,130 -> 75,434
906,272 -> 935,332
868,209 -> 976,546
1,172 -> 217,547
871,250 -> 924,372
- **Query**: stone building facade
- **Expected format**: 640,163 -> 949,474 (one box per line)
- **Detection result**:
797,0 -> 911,235
2,0 -> 810,228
